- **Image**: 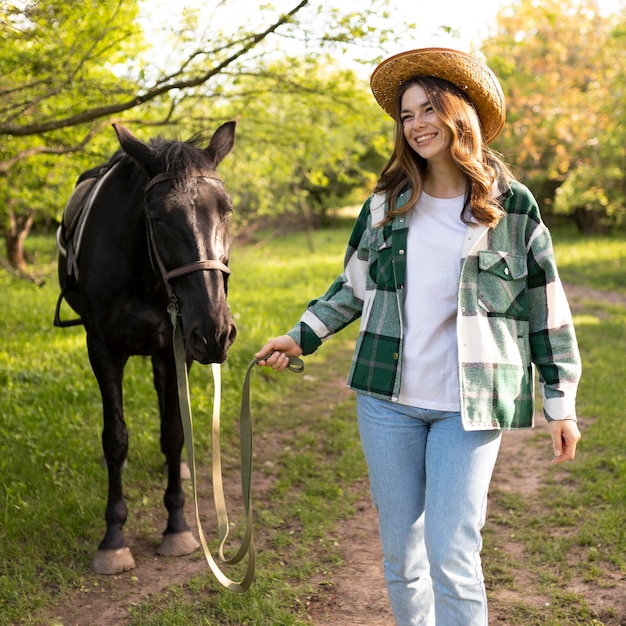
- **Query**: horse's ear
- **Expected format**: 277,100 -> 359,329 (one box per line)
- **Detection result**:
204,121 -> 236,168
112,124 -> 159,175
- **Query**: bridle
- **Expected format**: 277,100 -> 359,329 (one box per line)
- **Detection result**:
145,169 -> 269,592
144,168 -> 303,593
144,170 -> 232,305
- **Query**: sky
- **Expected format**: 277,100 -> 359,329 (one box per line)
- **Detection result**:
137,0 -> 624,80
386,0 -> 623,49
140,0 -> 624,54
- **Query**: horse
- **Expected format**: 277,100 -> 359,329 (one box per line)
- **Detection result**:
55,121 -> 238,575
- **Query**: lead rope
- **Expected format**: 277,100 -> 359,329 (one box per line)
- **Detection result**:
168,302 -> 303,592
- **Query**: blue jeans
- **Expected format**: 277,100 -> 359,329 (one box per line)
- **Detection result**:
356,393 -> 502,626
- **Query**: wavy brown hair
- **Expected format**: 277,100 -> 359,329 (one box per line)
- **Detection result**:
374,76 -> 514,227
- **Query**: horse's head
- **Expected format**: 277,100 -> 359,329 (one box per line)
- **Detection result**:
113,122 -> 238,364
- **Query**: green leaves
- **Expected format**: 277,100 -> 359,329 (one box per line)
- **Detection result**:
0,1 -> 400,269
484,0 -> 625,233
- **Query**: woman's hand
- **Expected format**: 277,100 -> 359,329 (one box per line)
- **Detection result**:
550,419 -> 581,464
255,335 -> 303,371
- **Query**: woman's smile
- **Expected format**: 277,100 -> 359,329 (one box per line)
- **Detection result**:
401,84 -> 452,160
414,132 -> 438,145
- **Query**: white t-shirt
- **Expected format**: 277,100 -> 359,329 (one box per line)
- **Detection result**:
397,192 -> 468,410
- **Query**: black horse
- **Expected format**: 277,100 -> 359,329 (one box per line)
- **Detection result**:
56,122 -> 238,574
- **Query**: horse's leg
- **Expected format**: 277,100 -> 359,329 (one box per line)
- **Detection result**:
87,335 -> 136,575
152,353 -> 200,557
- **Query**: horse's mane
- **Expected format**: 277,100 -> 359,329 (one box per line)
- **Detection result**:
96,137 -> 210,187
150,137 -> 212,187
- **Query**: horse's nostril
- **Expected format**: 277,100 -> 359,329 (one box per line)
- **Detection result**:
186,322 -> 230,353
228,323 -> 238,344
187,327 -> 209,354
193,328 -> 209,346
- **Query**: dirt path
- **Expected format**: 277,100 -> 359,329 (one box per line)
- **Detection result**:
305,422 -> 554,626
43,284 -> 625,625
561,282 -> 626,309
308,417 -> 626,626
307,283 -> 626,626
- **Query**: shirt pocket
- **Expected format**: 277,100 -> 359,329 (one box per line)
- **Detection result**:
370,238 -> 395,288
477,251 -> 528,318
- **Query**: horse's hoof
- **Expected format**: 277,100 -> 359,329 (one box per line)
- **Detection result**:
91,547 -> 136,574
157,530 -> 200,557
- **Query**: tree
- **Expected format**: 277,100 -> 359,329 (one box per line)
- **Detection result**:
1,0 -> 145,273
201,56 -> 391,241
0,0 -> 398,271
553,13 -> 626,233
482,0 -> 625,233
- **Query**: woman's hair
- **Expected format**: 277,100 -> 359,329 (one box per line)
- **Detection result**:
374,76 -> 514,227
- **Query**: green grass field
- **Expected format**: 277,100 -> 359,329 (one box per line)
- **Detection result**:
0,224 -> 624,625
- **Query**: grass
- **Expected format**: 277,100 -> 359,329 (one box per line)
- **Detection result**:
0,226 -> 361,626
1,224 -> 625,625
550,224 -> 626,294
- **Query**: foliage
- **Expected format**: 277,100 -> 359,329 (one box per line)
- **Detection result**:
484,0 -> 626,233
0,0 -> 145,173
0,0 -> 400,269
554,163 -> 625,233
0,1 -> 142,134
0,0 -> 144,269
4,0 -> 626,276
206,56 -> 391,231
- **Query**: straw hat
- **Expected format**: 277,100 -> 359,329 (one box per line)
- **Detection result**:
370,47 -> 506,143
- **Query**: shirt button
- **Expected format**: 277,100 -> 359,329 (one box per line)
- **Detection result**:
504,267 -> 510,275
392,352 -> 399,360
399,249 -> 405,255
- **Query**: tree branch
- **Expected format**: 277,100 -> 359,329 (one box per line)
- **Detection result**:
0,121 -> 109,175
0,0 -> 309,137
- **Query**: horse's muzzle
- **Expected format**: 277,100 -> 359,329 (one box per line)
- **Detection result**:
185,314 -> 237,364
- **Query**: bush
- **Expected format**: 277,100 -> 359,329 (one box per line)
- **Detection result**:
554,164 -> 625,234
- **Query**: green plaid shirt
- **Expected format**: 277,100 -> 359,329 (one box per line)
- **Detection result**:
288,181 -> 581,430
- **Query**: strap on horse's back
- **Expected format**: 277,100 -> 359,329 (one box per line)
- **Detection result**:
57,162 -> 120,275
59,178 -> 98,251
54,161 -> 120,328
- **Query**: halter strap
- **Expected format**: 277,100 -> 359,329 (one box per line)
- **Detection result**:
143,172 -> 231,301
165,259 -> 231,281
145,170 -> 222,194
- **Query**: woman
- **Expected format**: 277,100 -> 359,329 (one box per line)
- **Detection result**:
256,48 -> 582,626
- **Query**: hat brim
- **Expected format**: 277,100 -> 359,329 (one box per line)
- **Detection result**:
370,47 -> 505,143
